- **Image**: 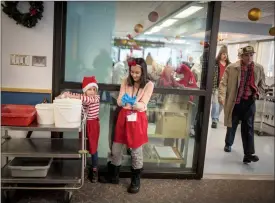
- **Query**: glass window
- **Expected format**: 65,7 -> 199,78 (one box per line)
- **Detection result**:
64,1 -> 210,89
256,41 -> 274,78
62,89 -> 200,171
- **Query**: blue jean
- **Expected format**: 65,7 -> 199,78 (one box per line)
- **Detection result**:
211,90 -> 223,122
91,151 -> 98,169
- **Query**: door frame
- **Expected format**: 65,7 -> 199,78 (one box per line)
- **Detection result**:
51,1 -> 221,179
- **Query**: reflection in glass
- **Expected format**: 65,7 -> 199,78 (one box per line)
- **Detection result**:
65,1 -> 209,89
61,89 -> 199,171
106,91 -> 198,171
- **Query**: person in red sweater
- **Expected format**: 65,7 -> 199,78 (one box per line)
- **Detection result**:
60,76 -> 100,183
175,63 -> 198,89
175,63 -> 198,101
211,45 -> 230,128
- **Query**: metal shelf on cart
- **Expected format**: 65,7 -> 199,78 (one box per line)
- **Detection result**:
1,159 -> 81,184
1,138 -> 82,158
1,123 -> 81,132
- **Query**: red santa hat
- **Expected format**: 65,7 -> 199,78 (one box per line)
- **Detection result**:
82,76 -> 98,93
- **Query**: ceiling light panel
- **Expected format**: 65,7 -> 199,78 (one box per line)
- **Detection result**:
173,6 -> 203,19
150,26 -> 162,33
160,19 -> 178,27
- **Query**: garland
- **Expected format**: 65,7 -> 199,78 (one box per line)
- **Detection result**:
114,38 -> 165,49
1,1 -> 44,28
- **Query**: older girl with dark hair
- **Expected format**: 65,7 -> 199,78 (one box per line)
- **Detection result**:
100,58 -> 154,194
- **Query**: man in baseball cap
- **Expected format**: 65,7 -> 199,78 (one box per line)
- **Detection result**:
218,45 -> 266,164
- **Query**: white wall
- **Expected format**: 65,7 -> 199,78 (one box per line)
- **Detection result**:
1,1 -> 54,89
1,2 -> 54,139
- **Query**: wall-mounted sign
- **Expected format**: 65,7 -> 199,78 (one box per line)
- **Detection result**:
32,56 -> 47,67
10,54 -> 30,66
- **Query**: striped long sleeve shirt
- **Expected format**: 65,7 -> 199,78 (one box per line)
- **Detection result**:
70,93 -> 100,120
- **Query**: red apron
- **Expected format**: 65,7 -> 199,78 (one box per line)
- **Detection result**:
114,108 -> 148,148
79,118 -> 100,154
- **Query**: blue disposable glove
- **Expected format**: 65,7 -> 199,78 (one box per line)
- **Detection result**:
121,93 -> 132,106
121,94 -> 128,106
121,94 -> 136,106
129,96 -> 137,106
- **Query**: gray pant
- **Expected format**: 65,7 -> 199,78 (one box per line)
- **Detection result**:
111,142 -> 143,169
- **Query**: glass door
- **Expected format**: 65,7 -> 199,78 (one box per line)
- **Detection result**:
52,1 -> 221,179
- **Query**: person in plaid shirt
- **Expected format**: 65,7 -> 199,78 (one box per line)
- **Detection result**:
211,45 -> 230,129
218,46 -> 266,164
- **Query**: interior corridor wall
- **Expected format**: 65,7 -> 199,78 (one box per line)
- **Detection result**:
1,1 -> 54,138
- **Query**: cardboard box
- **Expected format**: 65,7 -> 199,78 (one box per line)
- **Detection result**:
155,114 -> 187,138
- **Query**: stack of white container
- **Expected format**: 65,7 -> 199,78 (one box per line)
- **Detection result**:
35,98 -> 82,128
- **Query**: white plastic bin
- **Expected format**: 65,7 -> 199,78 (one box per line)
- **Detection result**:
53,98 -> 82,128
8,158 -> 53,178
35,103 -> 55,125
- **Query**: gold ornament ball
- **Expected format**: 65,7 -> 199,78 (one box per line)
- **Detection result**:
175,35 -> 180,39
134,24 -> 144,33
200,40 -> 204,45
121,39 -> 127,45
248,8 -> 261,21
269,27 -> 275,36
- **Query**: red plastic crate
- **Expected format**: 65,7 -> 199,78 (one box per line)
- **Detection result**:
1,104 -> 37,126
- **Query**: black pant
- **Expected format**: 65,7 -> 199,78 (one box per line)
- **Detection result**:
225,97 -> 256,155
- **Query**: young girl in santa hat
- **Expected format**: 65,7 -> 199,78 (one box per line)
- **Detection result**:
99,58 -> 154,194
61,76 -> 100,183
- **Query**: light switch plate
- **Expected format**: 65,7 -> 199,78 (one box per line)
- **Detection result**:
10,54 -> 30,66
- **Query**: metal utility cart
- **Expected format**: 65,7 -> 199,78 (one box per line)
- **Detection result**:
1,118 -> 87,203
255,87 -> 275,136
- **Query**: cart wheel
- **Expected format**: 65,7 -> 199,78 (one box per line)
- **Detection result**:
63,191 -> 72,203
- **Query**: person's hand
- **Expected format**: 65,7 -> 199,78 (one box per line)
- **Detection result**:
57,92 -> 68,99
129,96 -> 137,106
62,92 -> 70,98
218,98 -> 224,106
121,93 -> 130,106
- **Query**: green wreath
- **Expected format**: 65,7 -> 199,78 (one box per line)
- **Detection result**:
1,1 -> 44,28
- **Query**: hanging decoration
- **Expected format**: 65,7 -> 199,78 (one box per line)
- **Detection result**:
269,27 -> 275,36
114,38 -> 165,48
120,39 -> 127,45
248,8 -> 261,21
127,34 -> 133,40
134,24 -> 144,33
175,35 -> 181,39
200,40 -> 204,45
1,1 -> 44,28
148,11 -> 159,22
